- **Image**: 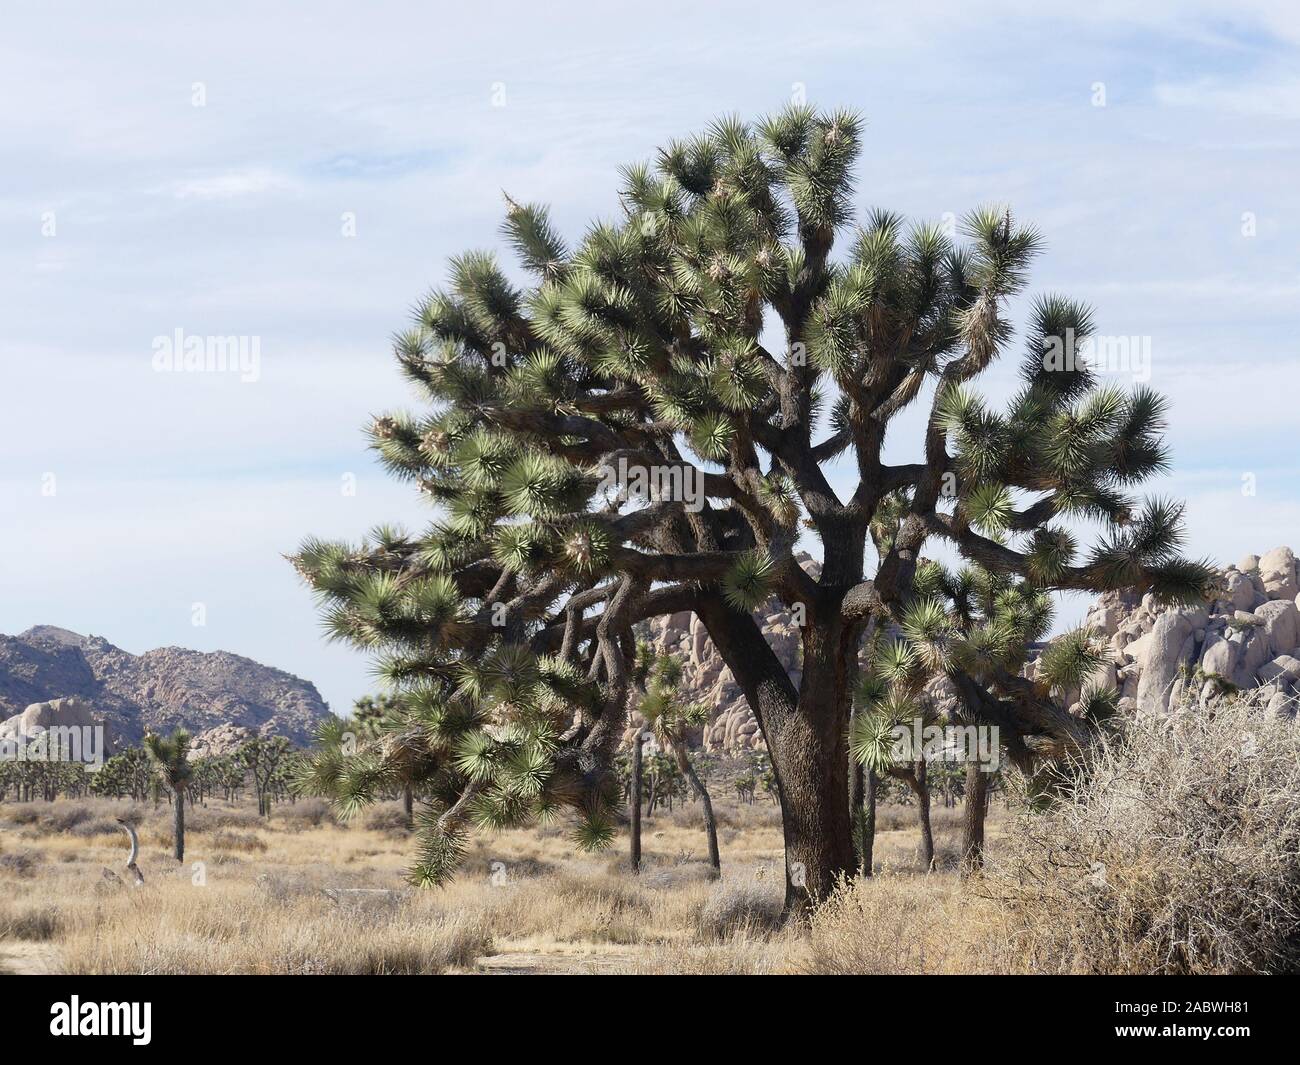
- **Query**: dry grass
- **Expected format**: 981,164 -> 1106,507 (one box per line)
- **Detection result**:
0,791 -> 872,972
985,692 -> 1300,974
21,734 -> 1286,976
803,873 -> 1019,974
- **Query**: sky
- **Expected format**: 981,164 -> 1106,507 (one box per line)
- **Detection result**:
3,0 -> 1299,717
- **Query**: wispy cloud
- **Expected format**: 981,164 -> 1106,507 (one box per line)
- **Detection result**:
158,168 -> 297,200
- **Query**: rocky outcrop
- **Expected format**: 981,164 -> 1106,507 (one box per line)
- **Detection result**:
1072,547 -> 1300,717
0,695 -> 99,738
189,723 -> 256,759
625,545 -> 1300,755
0,626 -> 331,748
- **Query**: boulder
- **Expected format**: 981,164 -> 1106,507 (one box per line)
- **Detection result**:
1259,546 -> 1298,600
1257,655 -> 1300,690
1135,613 -> 1193,716
1224,571 -> 1256,611
1232,628 -> 1273,689
1255,599 -> 1299,656
1199,633 -> 1237,678
0,695 -> 99,740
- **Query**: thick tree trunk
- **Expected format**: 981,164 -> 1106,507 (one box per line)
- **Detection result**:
629,728 -> 644,873
402,783 -> 414,829
696,597 -> 857,913
173,789 -> 185,863
961,761 -> 990,876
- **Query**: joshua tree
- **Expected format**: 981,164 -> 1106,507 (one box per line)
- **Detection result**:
291,105 -> 1211,909
237,736 -> 293,818
90,746 -> 156,801
144,730 -> 193,861
638,654 -> 721,872
347,694 -> 418,825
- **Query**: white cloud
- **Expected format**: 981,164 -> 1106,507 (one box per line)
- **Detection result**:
158,168 -> 296,200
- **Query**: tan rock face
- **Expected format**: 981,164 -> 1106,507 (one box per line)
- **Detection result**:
1062,549 -> 1300,716
0,695 -> 100,742
0,626 -> 332,748
189,723 -> 256,759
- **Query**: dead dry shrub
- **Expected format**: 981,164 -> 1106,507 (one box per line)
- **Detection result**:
0,848 -> 40,877
694,872 -> 785,940
985,693 -> 1300,974
208,829 -> 267,853
362,803 -> 412,836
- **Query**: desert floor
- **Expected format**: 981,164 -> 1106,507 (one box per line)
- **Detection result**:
0,794 -> 1016,975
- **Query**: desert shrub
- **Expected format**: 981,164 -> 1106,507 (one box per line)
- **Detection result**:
4,805 -> 43,826
805,875 -> 1016,974
635,932 -> 792,974
0,902 -> 62,941
694,873 -> 784,940
44,804 -> 94,833
209,829 -> 267,853
276,798 -> 336,830
475,870 -> 655,944
70,818 -> 123,839
0,848 -> 40,877
362,803 -> 412,836
986,693 -> 1300,974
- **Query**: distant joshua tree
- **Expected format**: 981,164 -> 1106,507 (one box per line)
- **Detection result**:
144,729 -> 193,861
636,647 -> 720,873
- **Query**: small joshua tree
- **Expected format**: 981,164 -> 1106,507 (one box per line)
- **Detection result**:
144,730 -> 193,862
639,652 -> 721,873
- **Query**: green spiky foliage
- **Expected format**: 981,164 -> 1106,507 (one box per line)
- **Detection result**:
144,730 -> 193,861
291,106 -> 1211,905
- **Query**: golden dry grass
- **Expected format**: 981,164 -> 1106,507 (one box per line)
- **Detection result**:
0,793 -> 1002,975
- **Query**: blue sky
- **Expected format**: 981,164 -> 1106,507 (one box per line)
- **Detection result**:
3,0 -> 1299,717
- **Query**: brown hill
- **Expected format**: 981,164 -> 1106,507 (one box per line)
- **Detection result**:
0,626 -> 331,748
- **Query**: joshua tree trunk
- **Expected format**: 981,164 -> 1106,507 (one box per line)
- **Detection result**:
961,762 -> 990,876
402,783 -> 414,829
697,597 -> 859,913
629,728 -> 644,873
173,789 -> 185,862
673,744 -> 720,875
852,764 -> 877,877
911,760 -> 935,871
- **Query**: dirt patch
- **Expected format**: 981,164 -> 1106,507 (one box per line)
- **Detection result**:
0,942 -> 61,975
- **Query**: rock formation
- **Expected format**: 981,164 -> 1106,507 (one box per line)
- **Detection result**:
0,626 -> 331,749
1060,546 -> 1300,719
625,547 -> 1300,756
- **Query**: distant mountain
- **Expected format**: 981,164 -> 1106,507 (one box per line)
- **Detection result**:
0,626 -> 332,748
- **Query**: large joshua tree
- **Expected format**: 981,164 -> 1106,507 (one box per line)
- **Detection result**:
292,105 -> 1211,910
